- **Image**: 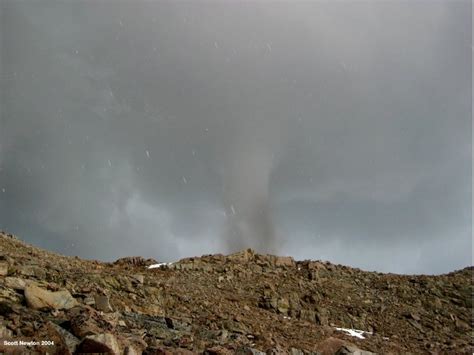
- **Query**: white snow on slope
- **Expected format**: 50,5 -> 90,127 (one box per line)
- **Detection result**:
147,262 -> 173,269
335,327 -> 373,339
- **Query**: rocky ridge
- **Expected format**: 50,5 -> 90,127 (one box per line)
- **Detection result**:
0,231 -> 472,354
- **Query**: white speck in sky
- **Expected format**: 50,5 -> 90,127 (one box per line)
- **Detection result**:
191,150 -> 196,156
108,160 -> 112,167
182,176 -> 187,184
75,50 -> 79,54
266,43 -> 272,52
1,188 -> 5,193
145,150 -> 150,158
230,205 -> 236,215
214,41 -> 219,49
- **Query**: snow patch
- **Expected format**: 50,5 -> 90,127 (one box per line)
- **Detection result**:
335,327 -> 372,340
147,262 -> 173,269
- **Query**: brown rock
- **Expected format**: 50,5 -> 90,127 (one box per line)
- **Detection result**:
24,284 -> 78,310
316,337 -> 352,355
69,306 -> 104,338
77,333 -> 121,355
205,346 -> 234,355
42,321 -> 80,355
0,261 -> 9,276
124,345 -> 140,355
275,256 -> 296,268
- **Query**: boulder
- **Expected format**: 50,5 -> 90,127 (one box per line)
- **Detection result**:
0,324 -> 12,338
24,285 -> 78,310
77,333 -> 121,355
235,347 -> 266,355
4,277 -> 28,290
0,261 -> 9,276
68,306 -> 104,338
275,256 -> 296,268
94,294 -> 114,312
335,345 -> 377,355
42,321 -> 80,355
315,337 -> 351,355
131,274 -> 144,284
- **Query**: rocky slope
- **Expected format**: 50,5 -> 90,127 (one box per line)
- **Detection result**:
0,231 -> 472,354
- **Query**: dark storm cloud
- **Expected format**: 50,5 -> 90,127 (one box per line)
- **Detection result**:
0,0 -> 471,274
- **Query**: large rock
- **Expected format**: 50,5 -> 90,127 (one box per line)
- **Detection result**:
68,306 -> 103,338
42,321 -> 80,355
24,284 -> 78,310
94,294 -> 114,312
335,345 -> 377,355
0,324 -> 12,338
274,256 -> 296,267
315,337 -> 351,355
235,347 -> 266,355
17,265 -> 46,278
4,277 -> 29,290
77,333 -> 121,355
0,261 -> 9,276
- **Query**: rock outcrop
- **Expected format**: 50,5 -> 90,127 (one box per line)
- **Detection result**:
0,231 -> 472,354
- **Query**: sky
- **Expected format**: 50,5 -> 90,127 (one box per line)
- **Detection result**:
0,0 -> 471,274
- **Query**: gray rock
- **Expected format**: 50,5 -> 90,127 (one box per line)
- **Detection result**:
131,274 -> 144,284
4,277 -> 28,290
235,347 -> 266,355
336,345 -> 377,355
83,296 -> 95,305
94,294 -> 113,312
17,265 -> 46,278
0,324 -> 12,338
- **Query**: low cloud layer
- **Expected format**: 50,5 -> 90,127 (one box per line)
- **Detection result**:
0,1 -> 471,274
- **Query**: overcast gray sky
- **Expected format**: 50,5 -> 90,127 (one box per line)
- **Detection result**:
0,0 -> 471,274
